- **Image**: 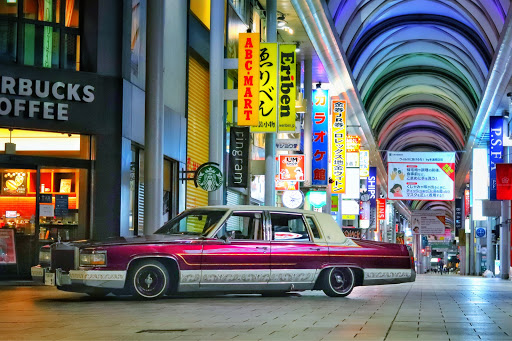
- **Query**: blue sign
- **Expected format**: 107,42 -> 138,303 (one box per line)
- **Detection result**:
312,89 -> 329,185
490,116 -> 504,200
367,167 -> 377,209
476,227 -> 486,238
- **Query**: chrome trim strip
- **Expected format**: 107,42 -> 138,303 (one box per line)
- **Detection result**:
69,270 -> 127,289
362,268 -> 415,285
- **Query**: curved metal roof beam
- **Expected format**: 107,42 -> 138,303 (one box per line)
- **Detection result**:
352,25 -> 489,79
333,0 -> 504,53
358,50 -> 485,99
374,102 -> 471,136
347,15 -> 493,67
385,132 -> 458,152
368,85 -> 475,128
364,67 -> 479,110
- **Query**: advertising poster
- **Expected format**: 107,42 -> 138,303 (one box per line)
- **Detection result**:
496,163 -> 512,200
312,88 -> 328,186
228,127 -> 250,188
275,175 -> 299,191
278,44 -> 296,132
331,99 -> 346,193
387,151 -> 455,200
411,210 -> 446,235
359,150 -> 369,177
346,153 -> 359,168
490,116 -> 504,200
0,229 -> 16,264
237,33 -> 260,126
1,171 -> 27,196
252,43 -> 278,132
279,155 -> 305,181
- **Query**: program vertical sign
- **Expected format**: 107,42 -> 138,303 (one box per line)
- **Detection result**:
228,127 -> 250,188
278,44 -> 296,132
489,116 -> 504,200
237,33 -> 260,126
252,43 -> 278,132
331,99 -> 346,193
312,88 -> 328,185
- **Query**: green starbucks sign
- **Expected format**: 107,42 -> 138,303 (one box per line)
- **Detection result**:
196,163 -> 223,192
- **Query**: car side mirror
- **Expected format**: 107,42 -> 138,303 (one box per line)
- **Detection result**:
219,235 -> 230,243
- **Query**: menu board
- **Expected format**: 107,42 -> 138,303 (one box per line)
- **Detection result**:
55,195 -> 68,217
1,171 -> 27,196
0,229 -> 16,264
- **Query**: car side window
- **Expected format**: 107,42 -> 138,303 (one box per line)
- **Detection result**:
270,213 -> 310,241
216,212 -> 264,240
305,216 -> 321,239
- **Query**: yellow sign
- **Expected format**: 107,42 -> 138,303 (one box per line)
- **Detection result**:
342,215 -> 356,220
237,33 -> 260,126
278,44 -> 296,132
331,99 -> 346,193
252,43 -> 278,132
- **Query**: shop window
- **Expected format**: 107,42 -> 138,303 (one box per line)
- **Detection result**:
0,0 -> 80,70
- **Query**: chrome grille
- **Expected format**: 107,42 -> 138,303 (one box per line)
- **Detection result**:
50,244 -> 78,271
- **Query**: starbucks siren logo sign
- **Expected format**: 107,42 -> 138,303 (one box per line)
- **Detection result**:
196,164 -> 223,192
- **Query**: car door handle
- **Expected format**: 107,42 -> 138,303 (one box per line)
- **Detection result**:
309,248 -> 321,251
256,246 -> 268,252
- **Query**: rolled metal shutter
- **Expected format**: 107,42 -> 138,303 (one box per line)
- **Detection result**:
186,57 -> 210,209
227,190 -> 243,206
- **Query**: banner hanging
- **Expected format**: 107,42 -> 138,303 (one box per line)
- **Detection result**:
359,150 -> 369,178
387,151 -> 455,201
237,33 -> 260,126
279,155 -> 305,181
312,88 -> 328,186
252,43 -> 277,132
497,163 -> 512,200
331,99 -> 346,193
278,44 -> 296,132
228,127 -> 250,188
411,210 -> 446,235
490,116 -> 504,200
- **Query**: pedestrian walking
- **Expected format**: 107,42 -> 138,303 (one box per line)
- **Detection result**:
439,259 -> 444,275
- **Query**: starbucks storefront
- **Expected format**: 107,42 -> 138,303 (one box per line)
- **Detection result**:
0,65 -> 122,278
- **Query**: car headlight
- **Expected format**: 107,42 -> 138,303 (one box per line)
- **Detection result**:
79,251 -> 107,266
39,249 -> 51,265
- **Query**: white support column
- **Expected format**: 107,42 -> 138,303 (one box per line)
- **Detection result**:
143,0 -> 164,234
264,0 -> 277,207
209,0 -> 225,206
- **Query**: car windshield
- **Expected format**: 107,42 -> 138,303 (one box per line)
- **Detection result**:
154,209 -> 228,236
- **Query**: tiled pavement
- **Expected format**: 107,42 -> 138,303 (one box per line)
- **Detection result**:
1,274 -> 512,340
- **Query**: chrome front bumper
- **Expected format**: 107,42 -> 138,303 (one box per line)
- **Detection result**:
31,266 -> 126,289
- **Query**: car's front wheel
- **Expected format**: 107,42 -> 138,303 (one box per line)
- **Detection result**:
128,260 -> 170,299
322,267 -> 355,297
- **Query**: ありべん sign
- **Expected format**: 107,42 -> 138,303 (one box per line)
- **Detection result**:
331,99 -> 346,193
252,43 -> 278,132
312,88 -> 328,185
278,44 -> 296,132
279,155 -> 305,181
387,151 -> 455,201
237,33 -> 260,126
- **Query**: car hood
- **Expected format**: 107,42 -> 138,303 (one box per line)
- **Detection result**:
69,234 -> 203,248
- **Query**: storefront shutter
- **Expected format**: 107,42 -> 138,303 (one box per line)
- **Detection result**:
186,56 -> 210,209
227,190 -> 243,206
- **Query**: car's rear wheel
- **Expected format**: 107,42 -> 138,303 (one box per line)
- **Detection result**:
129,260 -> 170,299
322,267 -> 355,297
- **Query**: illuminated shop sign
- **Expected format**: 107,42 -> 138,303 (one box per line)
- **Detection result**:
387,151 -> 455,201
279,155 -> 305,181
252,43 -> 277,132
228,127 -> 250,188
237,33 -> 260,126
331,99 -> 346,193
278,44 -> 296,132
0,76 -> 95,121
312,88 -> 328,186
489,116 -> 504,201
359,150 -> 369,177
346,135 -> 361,152
464,188 -> 470,217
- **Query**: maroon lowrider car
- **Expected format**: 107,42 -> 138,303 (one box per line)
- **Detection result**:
32,206 -> 415,299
